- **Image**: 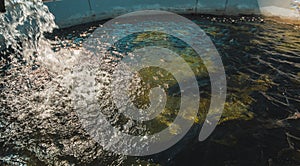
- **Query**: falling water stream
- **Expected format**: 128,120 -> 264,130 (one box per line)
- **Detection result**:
0,0 -> 300,165
0,1 -> 126,165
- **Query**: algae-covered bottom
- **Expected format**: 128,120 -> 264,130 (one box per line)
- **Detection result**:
1,15 -> 300,165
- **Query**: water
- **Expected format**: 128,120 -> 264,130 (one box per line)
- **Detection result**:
1,1 -> 300,165
173,16 -> 300,165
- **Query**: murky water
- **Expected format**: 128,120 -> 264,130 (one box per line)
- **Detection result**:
0,1 -> 300,165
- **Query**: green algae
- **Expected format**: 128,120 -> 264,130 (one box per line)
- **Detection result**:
124,31 -> 277,136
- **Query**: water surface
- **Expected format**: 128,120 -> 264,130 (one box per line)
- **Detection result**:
0,3 -> 300,165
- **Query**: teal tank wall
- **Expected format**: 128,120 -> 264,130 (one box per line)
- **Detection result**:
44,0 -> 299,28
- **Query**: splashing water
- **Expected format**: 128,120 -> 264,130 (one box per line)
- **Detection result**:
0,1 -> 211,163
0,1 -> 154,165
0,0 -> 56,53
0,1 -> 129,165
1,0 -> 300,165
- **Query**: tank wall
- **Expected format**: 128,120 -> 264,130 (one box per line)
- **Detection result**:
44,0 -> 299,28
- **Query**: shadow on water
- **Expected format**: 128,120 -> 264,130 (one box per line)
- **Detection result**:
172,15 -> 300,166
